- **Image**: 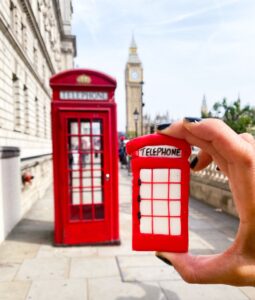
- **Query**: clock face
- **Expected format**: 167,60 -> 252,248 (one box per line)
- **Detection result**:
130,70 -> 139,81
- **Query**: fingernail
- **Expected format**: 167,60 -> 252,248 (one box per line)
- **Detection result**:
190,156 -> 198,169
155,253 -> 172,266
157,123 -> 171,131
184,117 -> 202,123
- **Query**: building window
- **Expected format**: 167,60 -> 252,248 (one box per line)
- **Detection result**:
33,46 -> 38,70
37,0 -> 42,31
10,0 -> 20,39
42,62 -> 45,83
21,20 -> 27,52
24,84 -> 29,134
35,96 -> 39,136
10,1 -> 16,31
12,73 -> 23,132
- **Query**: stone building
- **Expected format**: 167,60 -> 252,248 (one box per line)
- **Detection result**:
143,111 -> 171,134
0,0 -> 76,242
201,94 -> 209,117
125,36 -> 144,137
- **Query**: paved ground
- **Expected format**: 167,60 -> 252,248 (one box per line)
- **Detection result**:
0,167 -> 255,300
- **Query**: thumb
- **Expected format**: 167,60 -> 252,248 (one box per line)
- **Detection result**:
156,251 -> 232,284
157,252 -> 200,283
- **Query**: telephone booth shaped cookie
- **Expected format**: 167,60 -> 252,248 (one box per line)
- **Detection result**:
126,134 -> 191,252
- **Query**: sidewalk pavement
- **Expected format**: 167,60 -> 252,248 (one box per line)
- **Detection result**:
0,167 -> 255,300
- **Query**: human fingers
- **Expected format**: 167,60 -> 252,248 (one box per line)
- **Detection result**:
157,120 -> 216,157
240,133 -> 255,148
190,150 -> 212,171
158,118 -> 253,164
156,250 -> 255,285
183,118 -> 254,165
157,120 -> 227,173
209,132 -> 255,171
155,252 -> 226,284
182,120 -> 255,222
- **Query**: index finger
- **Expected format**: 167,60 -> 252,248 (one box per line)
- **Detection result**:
158,118 -> 253,164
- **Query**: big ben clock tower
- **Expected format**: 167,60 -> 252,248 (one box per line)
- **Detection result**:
125,36 -> 143,137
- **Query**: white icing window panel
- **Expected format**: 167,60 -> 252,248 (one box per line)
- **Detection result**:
153,200 -> 168,216
153,169 -> 168,182
169,184 -> 181,199
153,184 -> 168,199
140,200 -> 152,215
170,169 -> 181,182
170,218 -> 181,235
139,168 -> 184,236
140,183 -> 151,199
153,217 -> 169,235
169,201 -> 181,216
140,169 -> 151,182
140,217 -> 152,234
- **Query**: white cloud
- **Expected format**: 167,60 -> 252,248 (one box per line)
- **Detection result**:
141,0 -> 240,28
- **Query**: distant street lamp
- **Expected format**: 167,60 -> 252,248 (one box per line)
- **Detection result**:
143,115 -> 148,135
133,108 -> 139,137
140,81 -> 145,135
155,115 -> 160,132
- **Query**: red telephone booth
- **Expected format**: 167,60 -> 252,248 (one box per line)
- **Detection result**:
50,69 -> 120,246
126,134 -> 191,252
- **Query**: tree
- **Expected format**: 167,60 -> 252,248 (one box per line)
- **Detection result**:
206,98 -> 255,134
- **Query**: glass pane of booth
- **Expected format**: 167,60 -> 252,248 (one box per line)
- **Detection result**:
82,174 -> 92,187
70,171 -> 80,187
67,118 -> 104,221
69,153 -> 80,170
94,189 -> 102,203
81,120 -> 90,134
81,153 -> 91,169
81,136 -> 91,152
69,121 -> 78,135
72,190 -> 80,205
93,136 -> 101,151
82,189 -> 93,204
93,153 -> 102,167
92,121 -> 101,135
69,137 -> 79,150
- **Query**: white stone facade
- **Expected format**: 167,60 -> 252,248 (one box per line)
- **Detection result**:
0,0 -> 76,157
0,0 -> 76,241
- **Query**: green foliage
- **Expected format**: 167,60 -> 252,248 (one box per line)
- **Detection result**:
201,111 -> 212,118
201,111 -> 208,118
127,131 -> 137,139
206,98 -> 255,134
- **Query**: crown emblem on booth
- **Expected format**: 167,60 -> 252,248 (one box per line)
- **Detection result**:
77,74 -> 92,84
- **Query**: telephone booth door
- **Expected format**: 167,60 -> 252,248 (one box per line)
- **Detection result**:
59,111 -> 113,244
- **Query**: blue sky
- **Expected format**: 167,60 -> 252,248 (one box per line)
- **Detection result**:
72,0 -> 255,131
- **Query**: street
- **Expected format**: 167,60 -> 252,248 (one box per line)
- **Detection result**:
0,167 -> 254,300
